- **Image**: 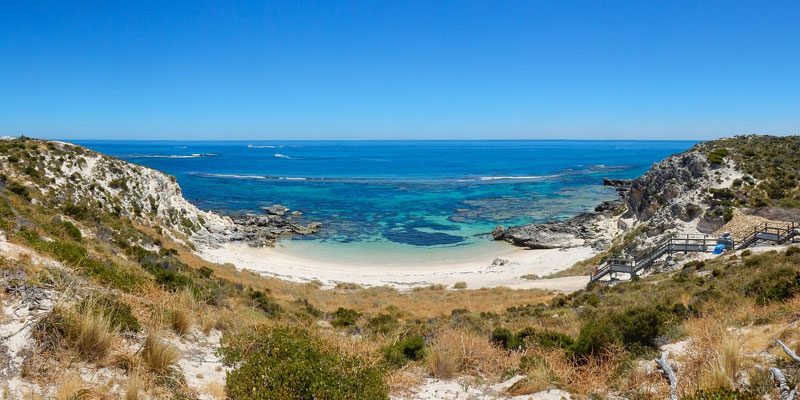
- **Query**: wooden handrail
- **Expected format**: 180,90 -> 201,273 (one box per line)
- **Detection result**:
591,221 -> 800,283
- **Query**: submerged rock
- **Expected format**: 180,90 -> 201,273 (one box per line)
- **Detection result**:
264,204 -> 289,216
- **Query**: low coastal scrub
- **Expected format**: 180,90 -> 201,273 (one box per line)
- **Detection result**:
331,307 -> 362,328
3,137 -> 800,398
703,135 -> 800,207
34,305 -> 117,362
220,325 -> 388,399
78,296 -> 141,334
383,335 -> 426,367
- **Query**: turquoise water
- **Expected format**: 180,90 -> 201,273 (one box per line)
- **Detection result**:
74,140 -> 694,263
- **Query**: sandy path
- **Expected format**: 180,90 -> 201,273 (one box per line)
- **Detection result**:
200,242 -> 594,291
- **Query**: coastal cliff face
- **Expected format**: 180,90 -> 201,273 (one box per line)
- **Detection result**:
0,139 -> 317,248
493,136 -> 792,253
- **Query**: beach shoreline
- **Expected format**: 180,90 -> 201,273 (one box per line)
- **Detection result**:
199,241 -> 594,292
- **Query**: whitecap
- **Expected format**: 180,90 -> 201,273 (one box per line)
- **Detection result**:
273,153 -> 292,159
126,153 -> 217,159
478,175 -> 558,181
198,173 -> 268,180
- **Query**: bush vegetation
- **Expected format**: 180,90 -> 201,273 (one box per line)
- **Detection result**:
220,325 -> 388,399
383,335 -> 426,367
331,307 -> 361,328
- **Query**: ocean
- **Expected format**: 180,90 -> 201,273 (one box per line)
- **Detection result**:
74,140 -> 695,265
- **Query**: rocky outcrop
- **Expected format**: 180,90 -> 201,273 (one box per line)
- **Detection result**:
622,151 -> 708,221
494,213 -> 605,249
603,178 -> 632,193
495,142 -> 745,252
14,140 -> 319,249
230,206 -> 321,246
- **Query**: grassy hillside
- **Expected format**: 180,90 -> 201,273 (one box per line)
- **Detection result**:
698,135 -> 800,209
1,136 -> 799,399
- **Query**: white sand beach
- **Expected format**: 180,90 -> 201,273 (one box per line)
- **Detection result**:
200,241 -> 594,292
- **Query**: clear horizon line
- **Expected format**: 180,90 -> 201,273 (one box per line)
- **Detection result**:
56,137 -> 706,142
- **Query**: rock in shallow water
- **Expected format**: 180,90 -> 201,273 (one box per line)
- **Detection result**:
263,204 -> 289,216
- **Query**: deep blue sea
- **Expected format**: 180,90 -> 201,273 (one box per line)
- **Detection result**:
74,140 -> 695,263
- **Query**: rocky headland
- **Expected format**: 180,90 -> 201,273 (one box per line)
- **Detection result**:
493,136 -> 799,257
0,139 -> 320,250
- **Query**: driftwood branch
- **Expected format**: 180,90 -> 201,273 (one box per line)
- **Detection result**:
656,351 -> 678,400
771,368 -> 797,400
778,339 -> 800,364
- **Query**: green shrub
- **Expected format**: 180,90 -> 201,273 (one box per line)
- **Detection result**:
570,305 -> 671,359
569,316 -> 619,360
58,220 -> 82,241
331,307 -> 361,328
787,246 -> 800,257
109,177 -> 128,190
367,314 -> 399,335
198,266 -> 214,279
5,182 -> 30,200
722,207 -> 734,222
740,250 -> 752,257
383,335 -> 426,367
518,328 -> 574,350
491,327 -> 523,350
744,268 -> 800,305
221,325 -> 387,399
63,203 -> 92,220
611,306 -> 669,349
246,288 -> 282,316
683,260 -> 706,270
0,198 -> 13,218
127,245 -> 194,292
707,148 -> 729,165
21,233 -> 141,292
79,296 -> 141,334
153,269 -> 193,292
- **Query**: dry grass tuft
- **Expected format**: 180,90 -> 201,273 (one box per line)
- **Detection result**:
513,345 -> 631,397
54,377 -> 98,400
169,308 -> 191,336
199,313 -> 216,335
681,318 -> 750,393
68,306 -> 117,361
385,368 -> 425,396
141,335 -> 181,375
426,327 -> 519,380
698,334 -> 744,391
124,376 -> 144,400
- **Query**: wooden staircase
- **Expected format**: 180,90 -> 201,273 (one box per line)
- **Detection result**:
590,221 -> 799,283
735,222 -> 799,250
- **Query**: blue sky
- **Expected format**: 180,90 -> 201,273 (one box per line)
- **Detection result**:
1,1 -> 799,140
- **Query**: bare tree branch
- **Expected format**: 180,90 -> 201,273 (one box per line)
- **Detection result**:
771,367 -> 797,400
778,339 -> 800,364
656,351 -> 678,400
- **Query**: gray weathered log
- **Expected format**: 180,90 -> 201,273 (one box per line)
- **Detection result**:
777,339 -> 800,364
771,367 -> 796,400
656,351 -> 678,400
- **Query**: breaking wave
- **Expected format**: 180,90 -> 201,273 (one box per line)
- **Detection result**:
124,153 -> 217,159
